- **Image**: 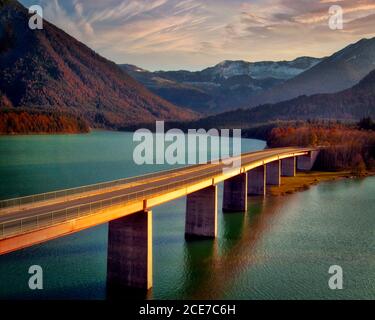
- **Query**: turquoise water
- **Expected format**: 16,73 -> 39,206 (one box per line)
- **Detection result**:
0,131 -> 374,300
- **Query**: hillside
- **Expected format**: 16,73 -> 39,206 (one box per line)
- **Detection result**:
0,109 -> 89,134
268,123 -> 375,172
249,37 -> 375,107
120,64 -> 212,114
189,69 -> 375,128
0,1 -> 196,129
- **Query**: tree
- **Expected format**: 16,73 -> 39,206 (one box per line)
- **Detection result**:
310,132 -> 318,146
352,154 -> 366,175
358,117 -> 375,131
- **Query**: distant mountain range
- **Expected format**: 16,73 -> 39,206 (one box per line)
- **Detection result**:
121,57 -> 321,114
190,68 -> 375,128
0,0 -> 195,129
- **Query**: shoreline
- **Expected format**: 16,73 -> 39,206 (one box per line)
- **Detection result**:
268,171 -> 375,196
0,131 -> 91,136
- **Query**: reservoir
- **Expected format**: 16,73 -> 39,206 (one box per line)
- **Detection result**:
0,131 -> 374,299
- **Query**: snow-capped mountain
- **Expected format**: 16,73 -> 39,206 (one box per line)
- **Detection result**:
205,57 -> 322,80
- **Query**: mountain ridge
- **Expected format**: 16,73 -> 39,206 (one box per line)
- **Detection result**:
121,56 -> 321,114
247,37 -> 375,107
0,0 -> 196,128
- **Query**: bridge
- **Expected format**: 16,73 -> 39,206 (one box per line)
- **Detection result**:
0,147 -> 319,292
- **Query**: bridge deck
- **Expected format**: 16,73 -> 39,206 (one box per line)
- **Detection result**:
0,147 -> 314,254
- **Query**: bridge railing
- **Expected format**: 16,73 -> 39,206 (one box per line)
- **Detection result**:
0,165 -> 224,240
0,164 -> 205,210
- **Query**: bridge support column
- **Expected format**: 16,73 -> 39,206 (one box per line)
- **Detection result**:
223,173 -> 248,213
185,185 -> 217,239
297,151 -> 319,171
281,157 -> 296,177
248,165 -> 266,196
266,160 -> 281,186
107,210 -> 152,292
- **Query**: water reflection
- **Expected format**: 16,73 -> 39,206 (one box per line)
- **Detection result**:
181,240 -> 218,299
177,195 -> 292,300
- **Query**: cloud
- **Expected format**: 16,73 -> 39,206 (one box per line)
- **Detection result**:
19,0 -> 375,70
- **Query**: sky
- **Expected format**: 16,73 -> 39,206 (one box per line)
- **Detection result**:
20,0 -> 375,71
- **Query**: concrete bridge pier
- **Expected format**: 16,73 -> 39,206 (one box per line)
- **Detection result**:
248,165 -> 266,196
107,210 -> 153,293
297,151 -> 320,171
223,173 -> 248,213
266,160 -> 281,186
185,185 -> 218,239
281,157 -> 296,177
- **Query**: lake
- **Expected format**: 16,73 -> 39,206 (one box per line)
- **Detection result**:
0,131 -> 374,299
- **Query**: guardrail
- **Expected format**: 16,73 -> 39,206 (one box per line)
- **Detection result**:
0,163 -> 205,210
0,148 -> 312,240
